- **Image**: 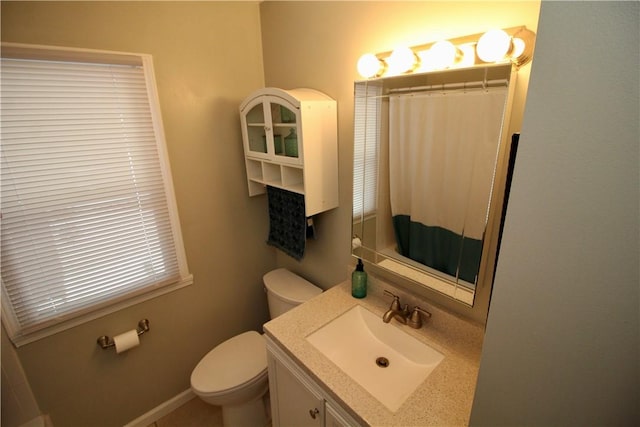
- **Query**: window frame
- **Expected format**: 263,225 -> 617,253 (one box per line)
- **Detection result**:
352,80 -> 382,220
1,43 -> 193,346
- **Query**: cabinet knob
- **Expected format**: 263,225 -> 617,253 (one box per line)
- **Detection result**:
309,408 -> 320,419
264,126 -> 271,132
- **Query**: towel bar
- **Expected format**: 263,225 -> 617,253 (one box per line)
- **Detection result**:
97,319 -> 150,349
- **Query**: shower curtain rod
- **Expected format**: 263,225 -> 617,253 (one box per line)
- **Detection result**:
387,78 -> 509,95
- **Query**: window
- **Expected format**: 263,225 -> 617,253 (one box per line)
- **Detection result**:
1,44 -> 192,346
352,81 -> 382,220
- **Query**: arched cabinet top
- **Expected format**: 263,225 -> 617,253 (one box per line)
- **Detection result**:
240,87 -> 334,112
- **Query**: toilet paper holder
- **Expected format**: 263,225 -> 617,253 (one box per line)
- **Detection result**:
97,319 -> 150,349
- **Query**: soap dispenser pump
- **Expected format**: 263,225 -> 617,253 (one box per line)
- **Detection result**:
352,258 -> 367,298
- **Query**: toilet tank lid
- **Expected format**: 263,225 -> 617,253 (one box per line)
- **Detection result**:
263,268 -> 322,304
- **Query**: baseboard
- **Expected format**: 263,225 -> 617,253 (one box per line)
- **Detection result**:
123,389 -> 195,427
19,415 -> 53,427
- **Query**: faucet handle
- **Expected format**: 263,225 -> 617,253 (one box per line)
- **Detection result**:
408,306 -> 432,329
383,289 -> 398,299
401,303 -> 410,316
383,290 -> 401,310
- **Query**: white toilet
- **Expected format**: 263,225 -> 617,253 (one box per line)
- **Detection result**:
190,268 -> 322,427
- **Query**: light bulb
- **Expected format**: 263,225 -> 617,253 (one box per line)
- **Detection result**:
511,37 -> 526,59
387,46 -> 418,75
416,50 -> 434,72
458,44 -> 477,67
476,29 -> 512,63
429,40 -> 459,69
357,53 -> 385,78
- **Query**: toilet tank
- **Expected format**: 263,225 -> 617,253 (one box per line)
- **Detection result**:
263,268 -> 322,318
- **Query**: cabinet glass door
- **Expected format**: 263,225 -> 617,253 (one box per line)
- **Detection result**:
245,103 -> 268,155
270,101 -> 300,162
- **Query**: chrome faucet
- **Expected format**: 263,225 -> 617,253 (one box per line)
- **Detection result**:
382,290 -> 432,329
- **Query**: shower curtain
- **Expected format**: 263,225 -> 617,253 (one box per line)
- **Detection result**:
389,87 -> 507,283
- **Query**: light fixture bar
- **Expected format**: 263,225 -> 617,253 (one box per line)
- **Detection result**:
358,25 -> 536,79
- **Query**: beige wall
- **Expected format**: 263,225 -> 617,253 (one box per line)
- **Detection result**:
260,1 -> 541,320
1,2 -> 275,426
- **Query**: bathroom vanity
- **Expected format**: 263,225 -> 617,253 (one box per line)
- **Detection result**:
263,277 -> 484,426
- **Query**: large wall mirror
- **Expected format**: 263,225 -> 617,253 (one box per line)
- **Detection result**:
352,63 -> 520,307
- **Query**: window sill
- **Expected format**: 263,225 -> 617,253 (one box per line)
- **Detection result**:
5,275 -> 194,347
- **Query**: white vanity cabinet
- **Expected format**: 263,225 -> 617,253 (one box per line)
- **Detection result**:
266,336 -> 361,427
239,88 -> 338,216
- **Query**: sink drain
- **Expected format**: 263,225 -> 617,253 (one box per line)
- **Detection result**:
376,356 -> 390,368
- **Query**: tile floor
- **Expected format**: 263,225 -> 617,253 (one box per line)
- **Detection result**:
147,398 -> 223,427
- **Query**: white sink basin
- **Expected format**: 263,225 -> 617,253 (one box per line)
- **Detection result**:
306,305 -> 444,412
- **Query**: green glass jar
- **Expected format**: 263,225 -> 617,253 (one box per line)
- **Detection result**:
273,134 -> 283,155
280,106 -> 296,123
351,258 -> 367,298
284,128 -> 298,157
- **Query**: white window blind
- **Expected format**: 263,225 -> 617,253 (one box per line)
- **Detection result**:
1,45 -> 192,345
353,82 -> 382,219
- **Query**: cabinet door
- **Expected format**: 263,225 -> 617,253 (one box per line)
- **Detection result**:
267,97 -> 302,165
241,97 -> 269,158
326,403 -> 358,427
273,356 -> 324,427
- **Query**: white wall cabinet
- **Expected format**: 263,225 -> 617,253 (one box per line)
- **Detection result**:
266,335 -> 361,427
239,88 -> 338,217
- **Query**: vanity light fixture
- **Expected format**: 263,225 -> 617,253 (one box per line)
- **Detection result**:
425,40 -> 461,70
457,44 -> 478,68
356,25 -> 536,79
507,26 -> 536,66
357,53 -> 386,78
387,46 -> 419,75
476,29 -> 512,62
476,27 -> 534,65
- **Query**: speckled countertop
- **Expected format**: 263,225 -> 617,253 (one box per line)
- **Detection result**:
263,275 -> 484,426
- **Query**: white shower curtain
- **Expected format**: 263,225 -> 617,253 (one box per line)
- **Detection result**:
389,87 -> 507,281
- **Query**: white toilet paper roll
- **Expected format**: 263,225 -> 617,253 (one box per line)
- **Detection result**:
113,329 -> 140,354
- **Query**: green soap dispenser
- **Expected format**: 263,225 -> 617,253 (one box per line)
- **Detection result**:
352,258 -> 367,298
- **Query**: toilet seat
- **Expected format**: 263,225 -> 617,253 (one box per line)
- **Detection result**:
191,331 -> 267,396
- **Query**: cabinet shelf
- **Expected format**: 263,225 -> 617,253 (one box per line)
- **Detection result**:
239,87 -> 338,216
245,159 -> 304,195
273,123 -> 296,128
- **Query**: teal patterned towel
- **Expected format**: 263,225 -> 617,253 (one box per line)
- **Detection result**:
267,186 -> 306,260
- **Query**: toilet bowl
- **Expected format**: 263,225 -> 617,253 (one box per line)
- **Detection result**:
191,331 -> 269,426
190,268 -> 322,427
